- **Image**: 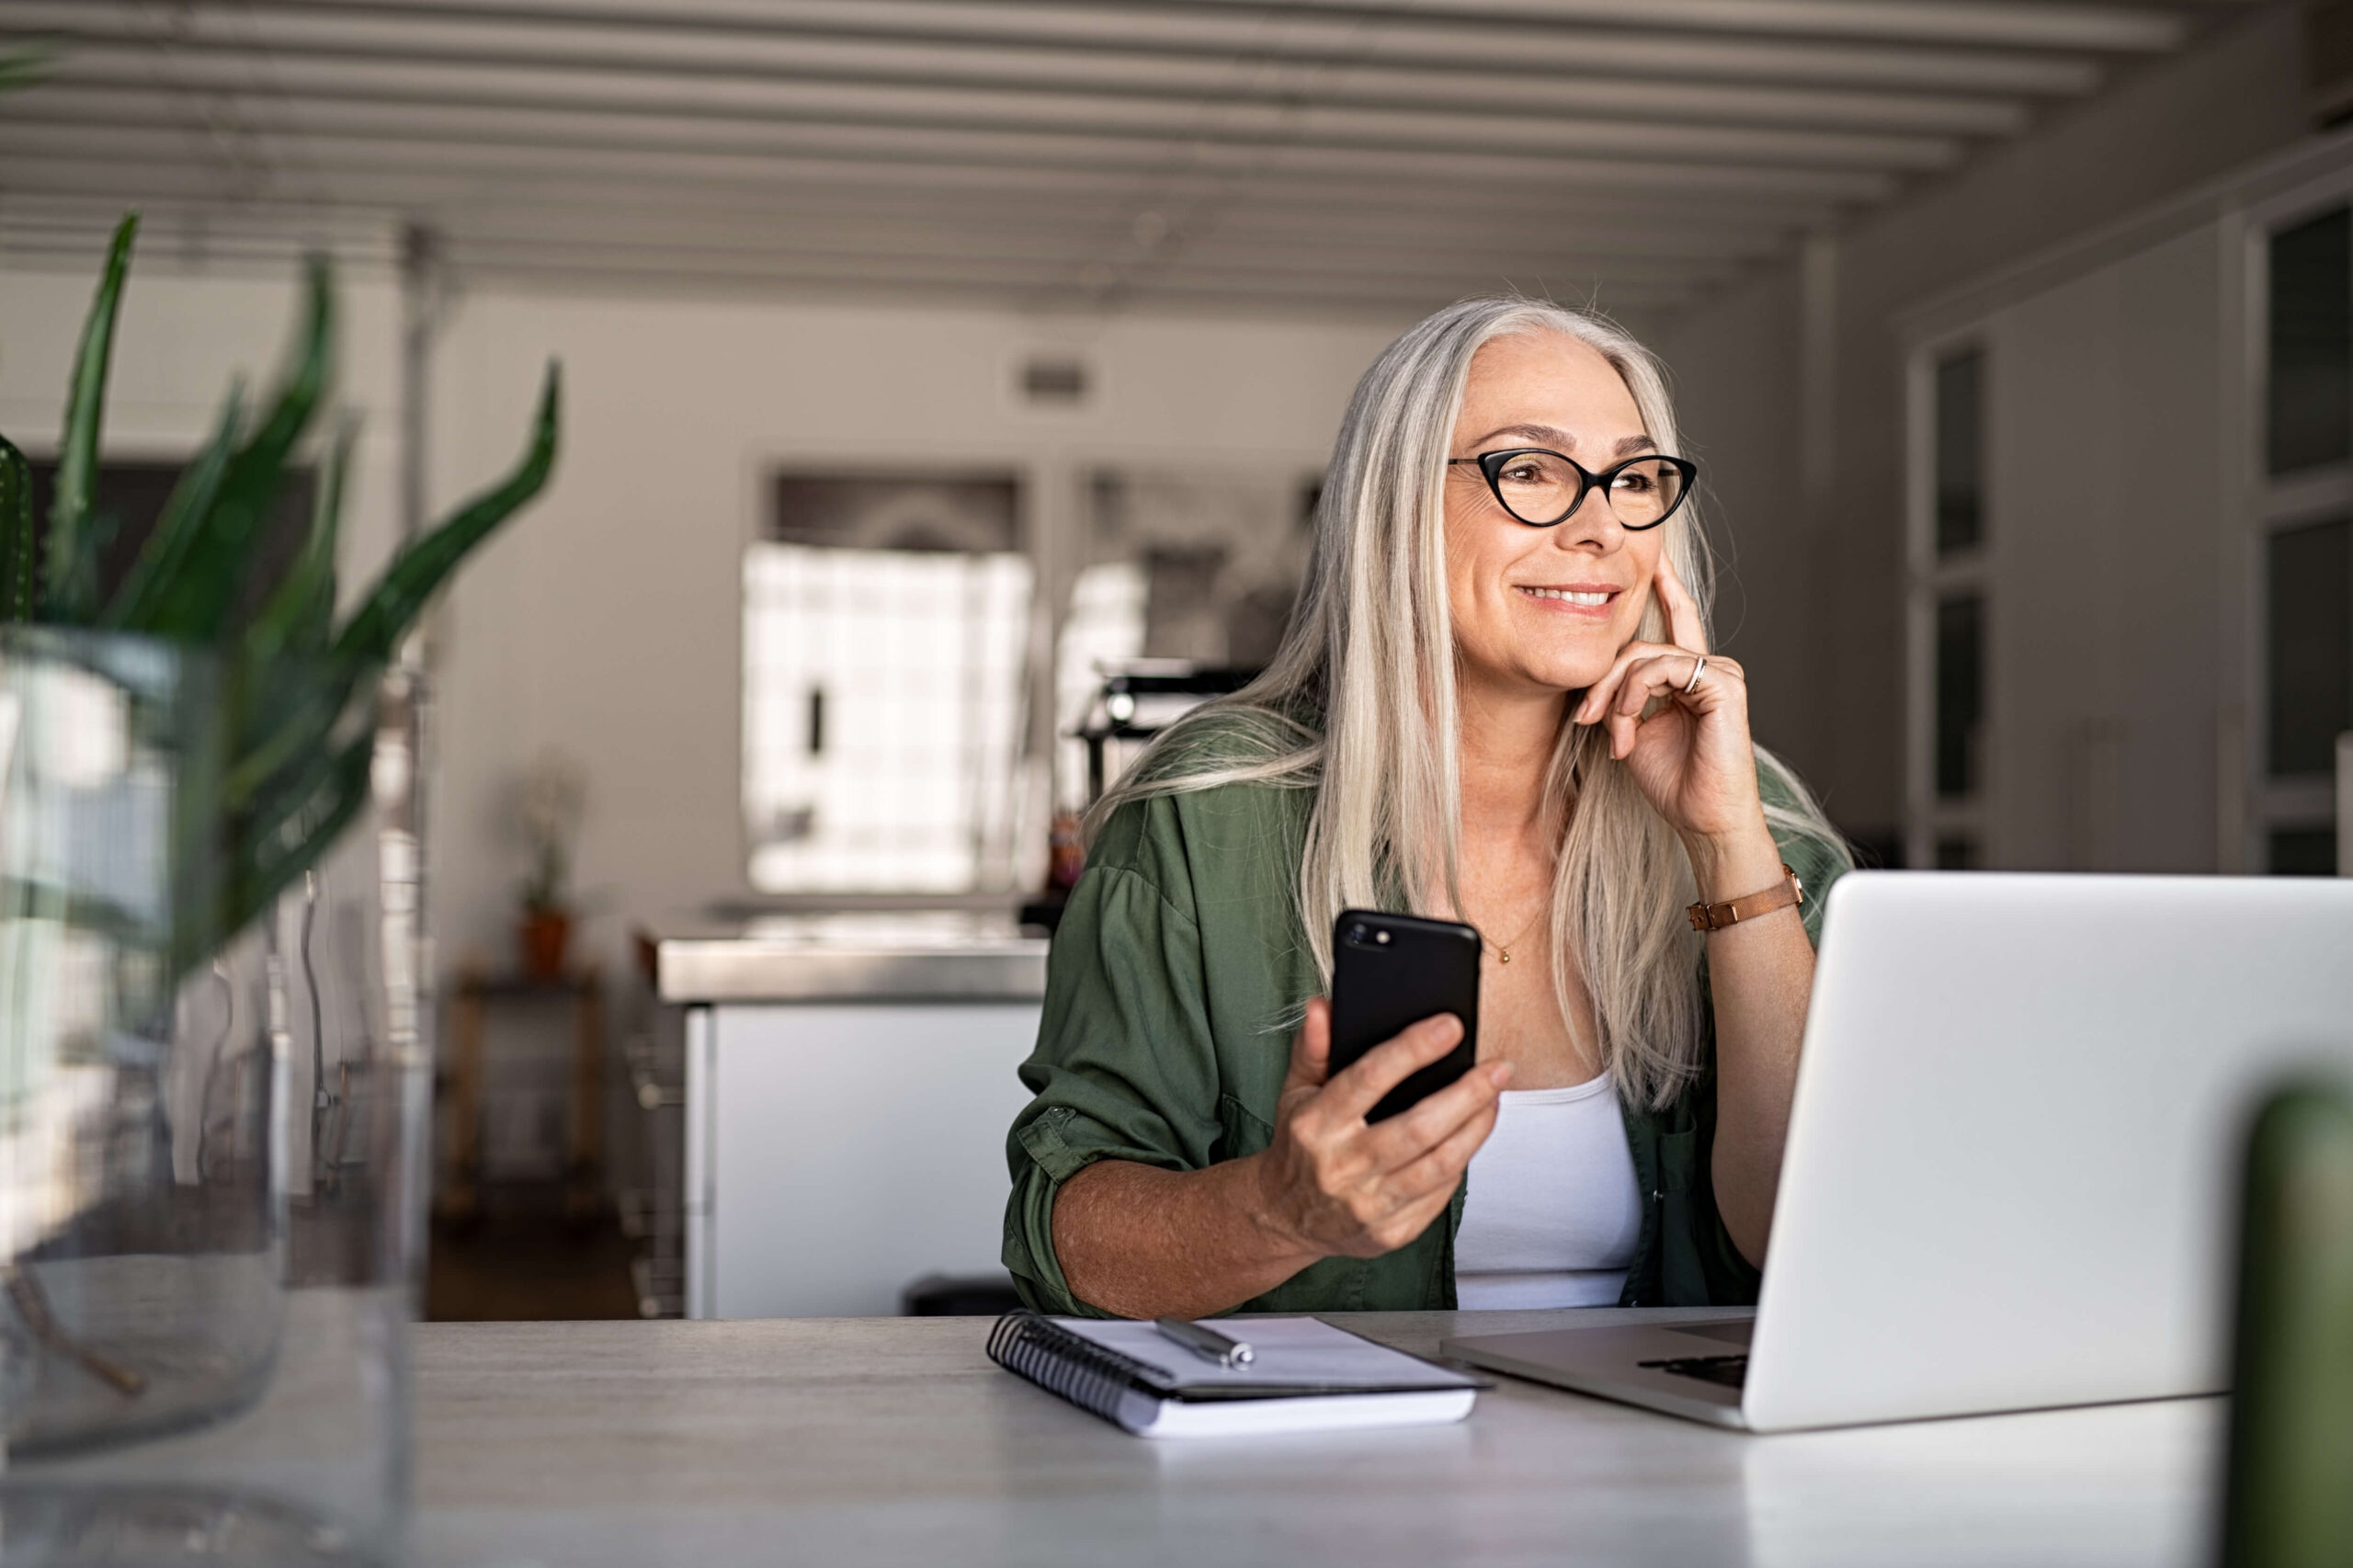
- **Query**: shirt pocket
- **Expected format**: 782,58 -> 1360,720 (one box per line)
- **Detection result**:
1214,1093 -> 1274,1165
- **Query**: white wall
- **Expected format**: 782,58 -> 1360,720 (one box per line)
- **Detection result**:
425,290 -> 1403,971
1658,264 -> 1809,767
1654,3 -> 2311,855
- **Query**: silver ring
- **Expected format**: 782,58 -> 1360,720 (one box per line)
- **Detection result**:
1683,656 -> 1707,695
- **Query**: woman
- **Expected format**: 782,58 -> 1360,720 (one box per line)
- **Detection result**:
1005,297 -> 1850,1320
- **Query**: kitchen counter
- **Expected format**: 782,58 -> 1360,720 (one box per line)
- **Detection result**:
657,910 -> 1047,1003
654,911 -> 1048,1317
410,1311 -> 2217,1568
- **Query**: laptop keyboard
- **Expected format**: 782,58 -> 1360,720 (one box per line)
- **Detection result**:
1637,1354 -> 1748,1389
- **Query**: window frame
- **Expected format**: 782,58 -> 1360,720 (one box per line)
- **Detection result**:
2241,175 -> 2353,875
1904,331 -> 1994,872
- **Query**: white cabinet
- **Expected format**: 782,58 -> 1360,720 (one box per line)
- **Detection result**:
664,914 -> 1049,1319
684,1001 -> 1040,1318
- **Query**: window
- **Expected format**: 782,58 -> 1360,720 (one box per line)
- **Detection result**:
1933,349 -> 1985,556
2267,206 -> 2351,477
1051,562 -> 1146,812
742,474 -> 1030,893
1909,340 -> 1990,869
2269,826 -> 2339,875
1051,468 -> 1313,810
2253,204 -> 2353,873
1935,593 -> 1984,801
2267,517 -> 2350,778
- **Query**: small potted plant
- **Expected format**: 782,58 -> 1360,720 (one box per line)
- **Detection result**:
514,746 -> 587,982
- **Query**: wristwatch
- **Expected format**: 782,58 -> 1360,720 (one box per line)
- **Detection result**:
1688,864 -> 1804,933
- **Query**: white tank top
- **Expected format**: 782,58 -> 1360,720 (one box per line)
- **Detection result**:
1454,1073 -> 1643,1310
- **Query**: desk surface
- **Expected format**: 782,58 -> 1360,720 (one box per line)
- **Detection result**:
413,1310 -> 2217,1568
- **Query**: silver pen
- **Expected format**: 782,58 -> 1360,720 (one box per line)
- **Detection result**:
1154,1316 -> 1255,1369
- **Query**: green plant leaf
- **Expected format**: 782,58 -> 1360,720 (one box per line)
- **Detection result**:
103,381 -> 244,631
44,212 -> 139,622
0,44 -> 55,97
243,414 -> 351,667
333,360 -> 559,665
200,728 -> 375,974
221,658 -> 354,812
134,255 -> 333,642
0,435 -> 32,622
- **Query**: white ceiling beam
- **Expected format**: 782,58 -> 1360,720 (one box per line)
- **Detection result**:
11,28 -> 2033,137
237,0 -> 2180,56
433,232 -> 1703,301
0,230 -> 1696,323
0,199 -> 1716,312
0,153 -> 1826,242
39,191 -> 1779,271
0,98 -> 1904,199
2,67 -> 1965,171
0,1 -> 2114,96
1177,0 -> 2191,51
410,218 -> 1746,287
0,186 -> 1757,281
0,133 -> 1858,239
440,259 -> 1526,319
0,176 -> 1797,292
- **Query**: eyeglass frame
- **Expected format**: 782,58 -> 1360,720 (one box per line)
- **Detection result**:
1445,447 -> 1699,531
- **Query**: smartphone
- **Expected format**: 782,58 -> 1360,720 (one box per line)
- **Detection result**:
1327,909 -> 1482,1123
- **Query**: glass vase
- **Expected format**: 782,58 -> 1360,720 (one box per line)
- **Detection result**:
0,627 -> 431,1566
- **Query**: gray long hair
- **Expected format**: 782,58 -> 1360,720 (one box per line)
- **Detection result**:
1093,296 -> 1847,1110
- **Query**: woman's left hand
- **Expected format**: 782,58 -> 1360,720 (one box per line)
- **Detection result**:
1570,551 -> 1765,848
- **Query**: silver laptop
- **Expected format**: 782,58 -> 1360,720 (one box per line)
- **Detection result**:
1444,870 -> 2353,1433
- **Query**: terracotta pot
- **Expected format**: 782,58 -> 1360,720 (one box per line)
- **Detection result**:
517,908 -> 572,983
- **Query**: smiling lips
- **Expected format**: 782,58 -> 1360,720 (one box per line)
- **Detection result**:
1517,585 -> 1619,608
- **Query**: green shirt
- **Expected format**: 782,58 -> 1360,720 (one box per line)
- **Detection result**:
1003,744 -> 1847,1318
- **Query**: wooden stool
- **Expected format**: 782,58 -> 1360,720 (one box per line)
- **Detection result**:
439,967 -> 605,1225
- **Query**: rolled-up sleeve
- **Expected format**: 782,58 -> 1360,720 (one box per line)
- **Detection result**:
1003,800 -> 1225,1316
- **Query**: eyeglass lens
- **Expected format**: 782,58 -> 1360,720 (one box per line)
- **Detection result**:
1492,451 -> 1685,528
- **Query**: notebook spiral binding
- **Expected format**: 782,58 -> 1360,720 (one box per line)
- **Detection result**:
987,1311 -> 1171,1425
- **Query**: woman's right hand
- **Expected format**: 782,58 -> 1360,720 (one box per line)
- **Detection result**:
1250,998 -> 1511,1261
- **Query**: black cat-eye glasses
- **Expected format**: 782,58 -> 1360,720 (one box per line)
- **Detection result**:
1446,448 -> 1699,531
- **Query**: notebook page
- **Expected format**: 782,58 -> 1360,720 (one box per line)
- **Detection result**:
1051,1316 -> 1481,1394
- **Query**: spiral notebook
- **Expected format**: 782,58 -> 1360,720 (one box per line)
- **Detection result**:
986,1312 -> 1484,1437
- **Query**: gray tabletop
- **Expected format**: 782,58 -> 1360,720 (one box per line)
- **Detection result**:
412,1311 -> 2217,1568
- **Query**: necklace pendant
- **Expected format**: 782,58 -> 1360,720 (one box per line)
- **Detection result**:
1498,948 -> 1511,964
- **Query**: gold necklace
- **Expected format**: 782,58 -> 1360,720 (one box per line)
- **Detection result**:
1483,908 -> 1547,965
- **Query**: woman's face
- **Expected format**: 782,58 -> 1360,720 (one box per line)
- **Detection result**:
1442,330 -> 1665,699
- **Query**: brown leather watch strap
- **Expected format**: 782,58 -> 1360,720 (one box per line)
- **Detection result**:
1688,864 -> 1804,933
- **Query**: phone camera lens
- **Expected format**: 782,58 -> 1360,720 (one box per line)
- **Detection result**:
1375,930 -> 1391,944
1347,924 -> 1368,944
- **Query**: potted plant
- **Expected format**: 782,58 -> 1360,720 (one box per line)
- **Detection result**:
514,746 -> 588,982
1,210 -> 559,1560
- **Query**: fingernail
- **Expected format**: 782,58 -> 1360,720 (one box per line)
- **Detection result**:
1489,1062 -> 1514,1087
